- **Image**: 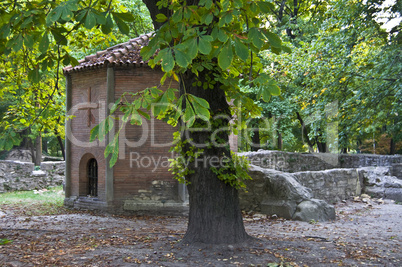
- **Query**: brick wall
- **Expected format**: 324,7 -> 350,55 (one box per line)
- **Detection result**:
113,66 -> 178,202
69,68 -> 107,201
67,65 -> 180,212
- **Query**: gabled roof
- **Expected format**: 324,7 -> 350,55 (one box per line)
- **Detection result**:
63,33 -> 153,74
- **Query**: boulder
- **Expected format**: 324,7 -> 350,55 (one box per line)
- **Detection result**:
391,163 -> 402,180
293,199 -> 336,222
240,165 -> 335,221
358,167 -> 402,202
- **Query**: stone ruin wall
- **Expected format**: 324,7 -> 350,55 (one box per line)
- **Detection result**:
0,160 -> 65,193
239,151 -> 402,205
239,150 -> 402,174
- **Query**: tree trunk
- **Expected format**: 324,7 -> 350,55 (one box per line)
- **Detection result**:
42,137 -> 48,154
29,139 -> 36,164
251,126 -> 260,151
277,131 -> 282,150
142,0 -> 249,245
34,134 -> 42,166
317,141 -> 326,153
296,112 -> 315,151
180,70 -> 250,244
57,135 -> 66,160
390,138 -> 395,155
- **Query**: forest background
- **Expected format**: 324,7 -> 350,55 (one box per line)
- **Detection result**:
0,0 -> 401,165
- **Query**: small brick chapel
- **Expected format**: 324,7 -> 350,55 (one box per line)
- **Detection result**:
63,33 -> 188,214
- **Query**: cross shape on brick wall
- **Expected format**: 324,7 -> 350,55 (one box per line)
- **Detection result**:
78,87 -> 98,127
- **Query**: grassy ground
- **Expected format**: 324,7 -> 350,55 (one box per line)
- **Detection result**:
0,186 -> 69,216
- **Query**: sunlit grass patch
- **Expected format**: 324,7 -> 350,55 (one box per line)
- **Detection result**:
0,186 -> 69,216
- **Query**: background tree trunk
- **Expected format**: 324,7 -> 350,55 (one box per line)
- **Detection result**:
277,131 -> 282,150
251,120 -> 260,151
34,134 -> 42,166
390,138 -> 395,155
57,135 -> 66,160
42,137 -> 48,154
180,70 -> 250,244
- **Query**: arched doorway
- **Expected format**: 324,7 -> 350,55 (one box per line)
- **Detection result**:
87,158 -> 98,197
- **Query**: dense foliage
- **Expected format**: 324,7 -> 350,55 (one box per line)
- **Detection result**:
0,0 -> 151,162
241,0 -> 401,154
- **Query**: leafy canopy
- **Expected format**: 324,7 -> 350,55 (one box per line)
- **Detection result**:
91,0 -> 289,170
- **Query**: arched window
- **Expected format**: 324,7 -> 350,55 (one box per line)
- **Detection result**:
87,158 -> 98,197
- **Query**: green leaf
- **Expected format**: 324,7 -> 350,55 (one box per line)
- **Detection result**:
41,60 -> 49,72
261,88 -> 271,102
101,14 -> 113,34
219,12 -> 233,27
282,45 -> 292,53
203,13 -> 213,25
167,88 -> 177,101
24,35 -> 34,49
172,8 -> 183,23
105,135 -> 119,168
20,16 -> 33,28
84,11 -> 97,29
153,91 -> 169,116
51,29 -> 67,45
191,95 -> 210,109
182,38 -> 198,60
91,10 -> 106,25
46,7 -> 63,25
69,55 -> 79,66
174,49 -> 191,68
249,28 -> 264,49
189,96 -> 210,120
263,30 -> 282,48
141,44 -> 157,61
218,42 -> 233,70
112,13 -> 130,35
184,99 -> 195,127
234,38 -> 249,61
161,49 -> 174,72
130,111 -> 142,125
271,46 -> 282,54
1,24 -> 10,38
90,124 -> 99,142
198,35 -> 212,55
205,0 -> 213,9
257,2 -> 274,13
150,87 -> 163,97
116,12 -> 135,22
98,116 -> 114,142
267,84 -> 281,96
218,29 -> 229,42
137,109 -> 151,120
156,13 -> 168,22
10,35 -> 23,52
28,67 -> 40,83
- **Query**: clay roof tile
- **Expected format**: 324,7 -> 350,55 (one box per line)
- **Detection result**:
63,32 -> 153,74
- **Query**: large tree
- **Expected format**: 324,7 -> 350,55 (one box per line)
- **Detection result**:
104,0 -> 285,244
1,0 -> 285,244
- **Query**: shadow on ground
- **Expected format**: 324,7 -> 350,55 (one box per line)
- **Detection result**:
0,200 -> 401,266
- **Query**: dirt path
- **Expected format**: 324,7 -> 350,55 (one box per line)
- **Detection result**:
0,200 -> 401,266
